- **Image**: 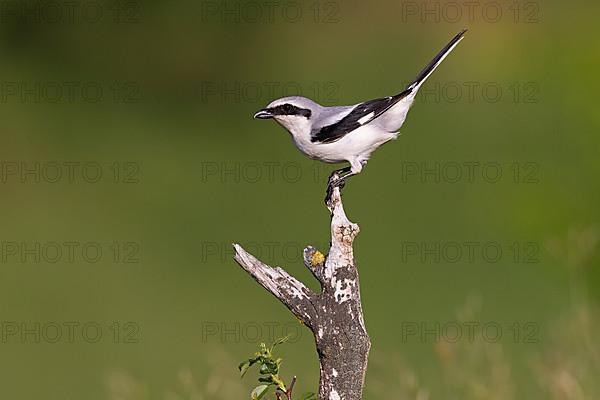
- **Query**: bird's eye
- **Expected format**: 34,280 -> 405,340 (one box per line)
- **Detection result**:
282,104 -> 293,113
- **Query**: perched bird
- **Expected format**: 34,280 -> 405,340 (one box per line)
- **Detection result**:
254,30 -> 467,201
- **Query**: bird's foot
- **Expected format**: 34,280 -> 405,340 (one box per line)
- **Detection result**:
324,171 -> 346,205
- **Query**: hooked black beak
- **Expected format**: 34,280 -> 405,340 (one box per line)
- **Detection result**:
253,108 -> 273,119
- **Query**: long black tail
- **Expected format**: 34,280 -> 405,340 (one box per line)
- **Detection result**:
408,29 -> 467,90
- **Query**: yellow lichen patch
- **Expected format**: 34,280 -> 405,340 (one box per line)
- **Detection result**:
310,251 -> 325,267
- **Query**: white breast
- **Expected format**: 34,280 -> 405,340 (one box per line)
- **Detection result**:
292,124 -> 398,164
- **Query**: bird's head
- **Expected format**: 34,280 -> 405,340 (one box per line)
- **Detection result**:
254,96 -> 318,136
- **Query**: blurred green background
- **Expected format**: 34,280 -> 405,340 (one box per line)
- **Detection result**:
1,0 -> 599,398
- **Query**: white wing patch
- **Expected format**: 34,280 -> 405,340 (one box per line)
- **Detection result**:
357,112 -> 375,125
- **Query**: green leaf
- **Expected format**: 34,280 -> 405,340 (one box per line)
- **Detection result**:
271,336 -> 290,349
259,360 -> 278,375
250,385 -> 270,400
271,375 -> 287,392
239,356 -> 262,378
257,376 -> 274,384
298,392 -> 317,400
259,343 -> 268,355
259,363 -> 268,374
239,360 -> 251,377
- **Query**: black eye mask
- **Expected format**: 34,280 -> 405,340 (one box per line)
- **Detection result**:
271,104 -> 312,119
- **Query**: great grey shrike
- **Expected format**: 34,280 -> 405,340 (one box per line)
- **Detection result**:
254,30 -> 467,201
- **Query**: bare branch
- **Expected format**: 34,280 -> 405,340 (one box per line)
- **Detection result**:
233,244 -> 318,326
303,245 -> 326,286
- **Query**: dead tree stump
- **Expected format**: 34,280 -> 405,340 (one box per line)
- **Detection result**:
233,187 -> 370,400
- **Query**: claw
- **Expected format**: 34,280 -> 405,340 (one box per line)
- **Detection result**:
324,185 -> 334,205
324,166 -> 353,205
325,172 -> 346,204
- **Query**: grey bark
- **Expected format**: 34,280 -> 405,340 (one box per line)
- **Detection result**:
233,187 -> 370,400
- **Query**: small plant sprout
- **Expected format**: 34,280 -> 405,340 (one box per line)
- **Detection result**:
238,337 -> 316,400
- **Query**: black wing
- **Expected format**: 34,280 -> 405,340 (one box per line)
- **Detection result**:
311,88 -> 412,144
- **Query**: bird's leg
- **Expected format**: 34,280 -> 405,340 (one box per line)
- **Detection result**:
332,160 -> 366,186
327,166 -> 351,187
325,166 -> 352,204
324,160 -> 367,204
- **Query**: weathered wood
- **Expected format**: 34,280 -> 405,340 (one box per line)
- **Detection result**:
233,186 -> 370,400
